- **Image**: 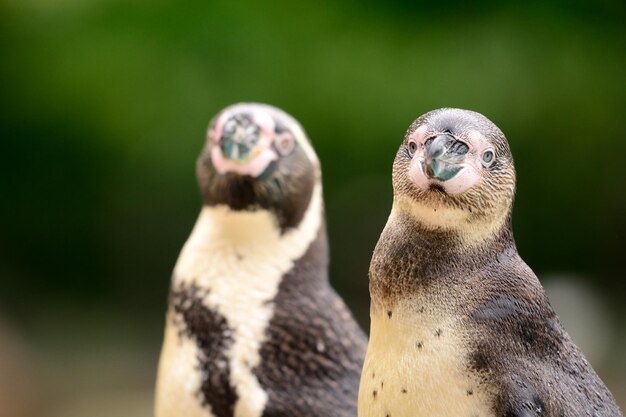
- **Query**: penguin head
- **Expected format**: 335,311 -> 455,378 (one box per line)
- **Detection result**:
197,103 -> 320,231
392,108 -> 516,234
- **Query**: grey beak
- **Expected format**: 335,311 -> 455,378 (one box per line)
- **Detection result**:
423,134 -> 469,181
219,114 -> 261,161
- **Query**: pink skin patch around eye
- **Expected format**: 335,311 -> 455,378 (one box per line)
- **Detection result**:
208,106 -> 279,177
407,125 -> 429,144
408,126 -> 484,195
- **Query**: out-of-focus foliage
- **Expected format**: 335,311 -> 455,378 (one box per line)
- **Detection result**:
0,0 -> 625,415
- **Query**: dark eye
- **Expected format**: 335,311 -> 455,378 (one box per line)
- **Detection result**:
408,141 -> 418,156
482,150 -> 495,166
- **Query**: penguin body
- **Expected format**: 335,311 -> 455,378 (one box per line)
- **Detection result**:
156,103 -> 366,417
358,108 -> 622,417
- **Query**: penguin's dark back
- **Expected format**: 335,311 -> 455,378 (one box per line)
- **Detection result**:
466,254 -> 622,417
256,225 -> 367,417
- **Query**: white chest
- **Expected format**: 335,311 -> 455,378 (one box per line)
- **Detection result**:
155,184 -> 323,417
358,303 -> 494,417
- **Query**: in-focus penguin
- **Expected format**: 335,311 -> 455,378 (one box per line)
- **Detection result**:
155,103 -> 367,417
358,108 -> 622,417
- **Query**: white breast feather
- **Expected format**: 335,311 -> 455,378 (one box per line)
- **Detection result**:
358,300 -> 494,417
393,196 -> 507,247
155,182 -> 323,417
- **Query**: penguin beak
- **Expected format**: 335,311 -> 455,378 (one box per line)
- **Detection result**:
219,116 -> 262,162
423,135 -> 469,181
210,114 -> 278,178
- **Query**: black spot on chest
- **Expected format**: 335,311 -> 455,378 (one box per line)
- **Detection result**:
171,283 -> 238,417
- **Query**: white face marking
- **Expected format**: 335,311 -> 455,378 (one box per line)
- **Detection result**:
358,301 -> 494,417
156,181 -> 324,417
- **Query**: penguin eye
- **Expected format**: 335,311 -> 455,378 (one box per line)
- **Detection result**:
275,133 -> 296,156
481,149 -> 495,167
407,141 -> 418,157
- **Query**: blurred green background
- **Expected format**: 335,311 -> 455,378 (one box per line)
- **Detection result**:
1,0 -> 625,415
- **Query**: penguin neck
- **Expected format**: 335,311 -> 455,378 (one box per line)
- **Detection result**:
369,202 -> 516,308
173,181 -> 326,287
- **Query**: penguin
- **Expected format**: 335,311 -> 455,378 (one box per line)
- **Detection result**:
358,108 -> 622,417
155,103 -> 367,417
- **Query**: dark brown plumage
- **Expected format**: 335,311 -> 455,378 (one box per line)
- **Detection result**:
255,225 -> 367,417
361,108 -> 622,417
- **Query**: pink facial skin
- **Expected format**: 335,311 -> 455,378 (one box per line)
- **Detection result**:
407,126 -> 492,195
210,146 -> 278,177
208,105 -> 280,177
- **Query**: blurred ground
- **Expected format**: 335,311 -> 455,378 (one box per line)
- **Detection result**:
1,0 -> 625,415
